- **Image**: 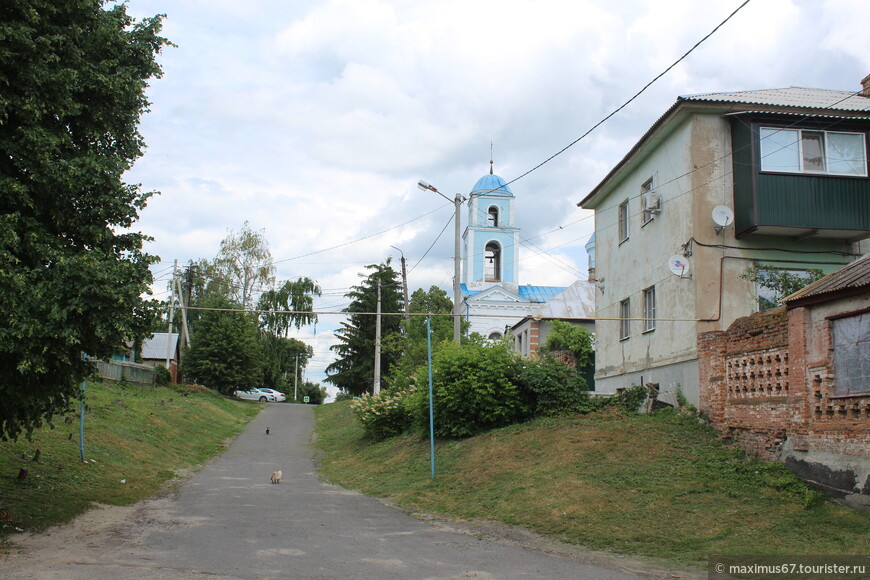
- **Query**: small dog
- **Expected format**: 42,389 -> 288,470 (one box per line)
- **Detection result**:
270,470 -> 282,484
266,427 -> 270,435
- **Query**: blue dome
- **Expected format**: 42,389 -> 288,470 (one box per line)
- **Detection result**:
471,173 -> 513,196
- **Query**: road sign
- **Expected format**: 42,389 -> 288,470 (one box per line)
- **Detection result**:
303,396 -> 310,403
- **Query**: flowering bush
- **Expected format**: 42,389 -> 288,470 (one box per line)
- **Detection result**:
350,387 -> 415,440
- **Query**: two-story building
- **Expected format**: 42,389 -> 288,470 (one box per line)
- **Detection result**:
579,76 -> 870,406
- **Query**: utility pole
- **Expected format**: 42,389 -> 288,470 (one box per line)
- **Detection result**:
294,354 -> 299,402
391,246 -> 410,324
452,192 -> 462,343
166,259 -> 178,372
373,279 -> 382,395
418,180 -> 463,343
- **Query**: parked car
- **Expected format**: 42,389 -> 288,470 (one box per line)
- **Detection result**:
233,388 -> 276,402
259,388 -> 286,402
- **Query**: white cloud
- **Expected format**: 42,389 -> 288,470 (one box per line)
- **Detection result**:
123,0 -> 868,386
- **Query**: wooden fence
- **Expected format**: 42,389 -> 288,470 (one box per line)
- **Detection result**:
93,360 -> 155,385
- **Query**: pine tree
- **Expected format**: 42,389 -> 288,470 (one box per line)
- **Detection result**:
325,261 -> 403,396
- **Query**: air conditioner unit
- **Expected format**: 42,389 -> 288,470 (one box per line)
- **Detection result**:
642,191 -> 662,214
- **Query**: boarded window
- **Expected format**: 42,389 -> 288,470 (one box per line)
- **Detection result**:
832,312 -> 870,396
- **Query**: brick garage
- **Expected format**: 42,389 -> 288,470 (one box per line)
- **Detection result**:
698,256 -> 870,508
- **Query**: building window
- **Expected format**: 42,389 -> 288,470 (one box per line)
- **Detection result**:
643,286 -> 656,332
485,242 -> 501,281
831,312 -> 870,396
760,127 -> 867,176
487,206 -> 499,227
618,200 -> 629,243
619,298 -> 631,340
488,331 -> 502,341
640,178 -> 654,225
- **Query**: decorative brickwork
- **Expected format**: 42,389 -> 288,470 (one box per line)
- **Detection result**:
698,303 -> 870,504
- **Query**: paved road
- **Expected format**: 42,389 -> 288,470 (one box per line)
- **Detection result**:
4,404 -> 690,579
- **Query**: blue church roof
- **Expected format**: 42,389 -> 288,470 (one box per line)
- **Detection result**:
461,284 -> 567,303
471,173 -> 513,196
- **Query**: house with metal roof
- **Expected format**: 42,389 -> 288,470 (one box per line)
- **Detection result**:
578,75 -> 870,406
460,163 -> 591,339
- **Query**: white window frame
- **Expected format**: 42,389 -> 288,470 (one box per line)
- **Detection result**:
643,286 -> 656,333
759,127 -> 868,177
619,298 -> 631,341
618,200 -> 629,244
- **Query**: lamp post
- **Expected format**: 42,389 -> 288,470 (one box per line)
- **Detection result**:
417,180 -> 463,343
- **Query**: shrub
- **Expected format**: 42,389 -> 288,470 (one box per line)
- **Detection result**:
152,365 -> 172,387
350,387 -> 415,440
610,384 -> 648,413
540,320 -> 594,367
413,340 -> 533,438
513,355 -> 594,417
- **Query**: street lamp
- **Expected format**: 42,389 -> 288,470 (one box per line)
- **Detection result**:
417,179 -> 463,343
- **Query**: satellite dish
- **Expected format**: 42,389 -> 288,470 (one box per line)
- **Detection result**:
668,255 -> 690,277
712,205 -> 734,228
533,311 -> 543,321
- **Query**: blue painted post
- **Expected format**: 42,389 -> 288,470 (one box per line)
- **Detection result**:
427,316 -> 435,479
79,354 -> 87,462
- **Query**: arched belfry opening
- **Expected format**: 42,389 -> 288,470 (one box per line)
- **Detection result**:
485,242 -> 501,282
487,206 -> 499,227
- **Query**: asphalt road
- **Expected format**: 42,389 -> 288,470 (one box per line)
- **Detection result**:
3,403 -> 687,580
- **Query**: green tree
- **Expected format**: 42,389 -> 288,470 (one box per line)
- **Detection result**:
295,380 -> 327,405
385,285 -> 464,387
259,333 -> 311,390
325,261 -> 403,396
540,320 -> 594,368
184,296 -> 262,394
257,277 -> 321,337
212,221 -> 275,309
741,265 -> 825,310
0,2 -> 169,440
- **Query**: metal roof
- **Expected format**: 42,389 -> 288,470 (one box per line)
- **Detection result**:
579,84 -> 870,209
534,280 -> 595,319
460,284 -> 567,303
682,87 -> 870,112
141,333 -> 180,360
783,254 -> 870,305
519,285 -> 567,303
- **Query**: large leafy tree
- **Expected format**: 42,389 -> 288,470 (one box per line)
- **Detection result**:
212,221 -> 275,309
325,261 -> 403,396
258,333 -> 311,391
257,277 -> 321,337
184,296 -> 262,394
385,285 -> 465,385
0,1 -> 169,440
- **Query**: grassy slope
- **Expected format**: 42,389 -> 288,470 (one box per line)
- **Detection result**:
315,400 -> 870,566
0,380 -> 260,535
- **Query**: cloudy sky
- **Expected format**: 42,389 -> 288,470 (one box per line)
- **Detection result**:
123,0 -> 869,389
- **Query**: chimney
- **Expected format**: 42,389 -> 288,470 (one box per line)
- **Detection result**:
862,74 -> 870,98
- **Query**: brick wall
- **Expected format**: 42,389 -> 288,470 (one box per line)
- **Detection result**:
699,307 -> 801,459
698,303 -> 870,505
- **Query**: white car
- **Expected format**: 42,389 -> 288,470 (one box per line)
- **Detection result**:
233,388 -> 276,402
259,388 -> 286,402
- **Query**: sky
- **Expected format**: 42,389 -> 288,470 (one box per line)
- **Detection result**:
122,0 -> 869,393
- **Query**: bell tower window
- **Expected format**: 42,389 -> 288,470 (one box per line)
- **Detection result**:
487,206 -> 499,227
485,242 -> 501,282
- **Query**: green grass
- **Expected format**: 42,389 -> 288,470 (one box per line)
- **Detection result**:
314,401 -> 870,566
0,380 -> 261,539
